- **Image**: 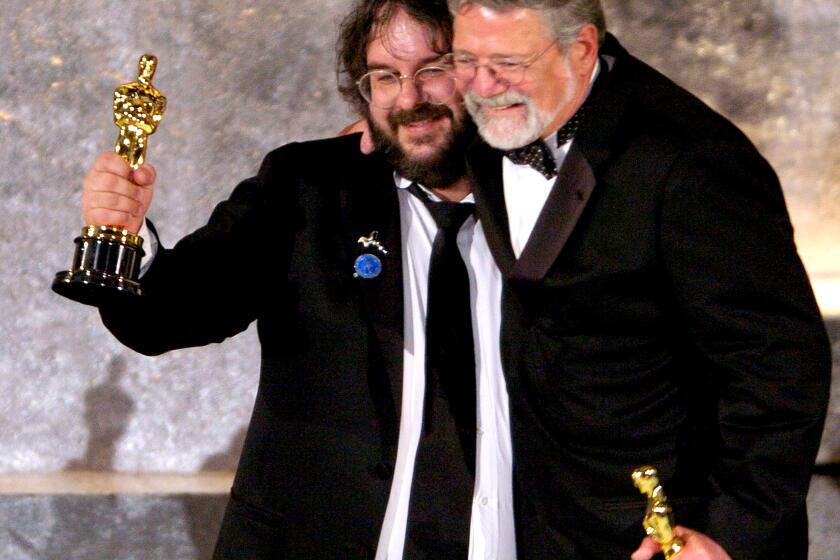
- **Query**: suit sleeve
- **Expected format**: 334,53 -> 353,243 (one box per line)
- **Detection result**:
659,145 -> 831,558
98,144 -> 301,356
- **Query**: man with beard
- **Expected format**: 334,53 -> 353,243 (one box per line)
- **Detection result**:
446,1 -> 831,559
73,0 -> 511,558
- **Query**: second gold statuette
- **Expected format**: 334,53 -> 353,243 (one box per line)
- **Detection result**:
632,465 -> 684,559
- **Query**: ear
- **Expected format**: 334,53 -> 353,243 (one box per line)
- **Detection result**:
568,23 -> 599,78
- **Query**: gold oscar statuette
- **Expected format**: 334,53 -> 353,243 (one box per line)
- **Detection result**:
53,54 -> 167,305
632,466 -> 684,560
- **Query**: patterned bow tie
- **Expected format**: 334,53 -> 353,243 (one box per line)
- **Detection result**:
505,94 -> 592,179
555,100 -> 590,146
505,140 -> 556,179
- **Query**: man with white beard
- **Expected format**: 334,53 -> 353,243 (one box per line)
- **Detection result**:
446,1 -> 831,559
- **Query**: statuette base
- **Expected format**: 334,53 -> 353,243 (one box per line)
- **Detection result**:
52,226 -> 144,306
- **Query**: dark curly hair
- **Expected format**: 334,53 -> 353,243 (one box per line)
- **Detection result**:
336,0 -> 454,116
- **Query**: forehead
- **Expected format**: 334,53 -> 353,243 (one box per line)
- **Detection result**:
453,5 -> 551,55
366,9 -> 444,68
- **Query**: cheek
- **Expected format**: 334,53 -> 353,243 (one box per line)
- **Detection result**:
527,81 -> 567,119
448,102 -> 466,126
534,90 -> 562,115
531,63 -> 572,109
368,107 -> 393,134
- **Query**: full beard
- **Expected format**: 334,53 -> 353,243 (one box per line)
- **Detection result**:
368,103 -> 472,189
464,56 -> 579,151
464,90 -> 557,151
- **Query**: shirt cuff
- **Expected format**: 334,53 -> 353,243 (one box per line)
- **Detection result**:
138,218 -> 159,278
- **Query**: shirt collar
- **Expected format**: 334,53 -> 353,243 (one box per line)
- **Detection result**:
394,173 -> 475,203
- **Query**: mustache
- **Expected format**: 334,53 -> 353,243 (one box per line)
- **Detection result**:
388,102 -> 453,127
465,90 -> 529,108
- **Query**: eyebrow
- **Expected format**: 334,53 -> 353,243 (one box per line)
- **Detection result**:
366,54 -> 448,71
452,49 -> 529,60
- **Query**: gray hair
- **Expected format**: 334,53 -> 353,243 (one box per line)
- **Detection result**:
447,0 -> 606,47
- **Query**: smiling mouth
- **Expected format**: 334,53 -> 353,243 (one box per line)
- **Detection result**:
403,115 -> 446,129
485,102 -> 523,111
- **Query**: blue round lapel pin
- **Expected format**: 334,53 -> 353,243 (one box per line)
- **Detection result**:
354,231 -> 388,279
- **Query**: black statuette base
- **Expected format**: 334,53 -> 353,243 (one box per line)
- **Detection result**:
52,226 -> 145,307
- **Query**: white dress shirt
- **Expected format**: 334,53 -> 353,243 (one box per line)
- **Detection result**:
375,177 -> 515,560
502,137 -> 573,258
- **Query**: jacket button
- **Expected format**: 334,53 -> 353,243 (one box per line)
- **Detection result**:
373,461 -> 394,480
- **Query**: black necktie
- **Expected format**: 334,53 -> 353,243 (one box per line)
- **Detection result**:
405,183 -> 476,557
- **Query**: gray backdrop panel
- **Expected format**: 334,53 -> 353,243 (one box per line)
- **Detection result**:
1,0 -> 837,491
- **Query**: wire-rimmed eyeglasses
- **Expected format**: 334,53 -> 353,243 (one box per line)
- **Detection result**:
447,41 -> 558,86
357,66 -> 457,109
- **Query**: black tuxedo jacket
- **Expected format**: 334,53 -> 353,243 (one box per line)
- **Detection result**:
99,135 -> 415,559
466,35 -> 831,559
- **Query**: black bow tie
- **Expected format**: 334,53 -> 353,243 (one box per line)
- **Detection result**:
505,82 -> 594,179
505,140 -> 556,179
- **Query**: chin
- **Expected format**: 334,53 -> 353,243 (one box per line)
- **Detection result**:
402,142 -> 445,162
478,120 -> 540,151
475,100 -> 556,150
397,131 -> 450,160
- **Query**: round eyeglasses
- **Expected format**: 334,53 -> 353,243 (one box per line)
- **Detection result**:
357,66 -> 456,109
447,42 -> 557,86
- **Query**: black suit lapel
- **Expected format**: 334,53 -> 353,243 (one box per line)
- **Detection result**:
511,146 -> 596,281
465,138 -> 516,276
510,46 -> 633,282
338,154 -> 404,451
466,136 -> 597,282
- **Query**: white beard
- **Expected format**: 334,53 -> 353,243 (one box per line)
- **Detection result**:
465,90 -> 548,150
464,56 -> 579,150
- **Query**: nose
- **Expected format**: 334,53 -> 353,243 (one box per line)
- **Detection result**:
467,65 -> 508,99
393,77 -> 423,110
